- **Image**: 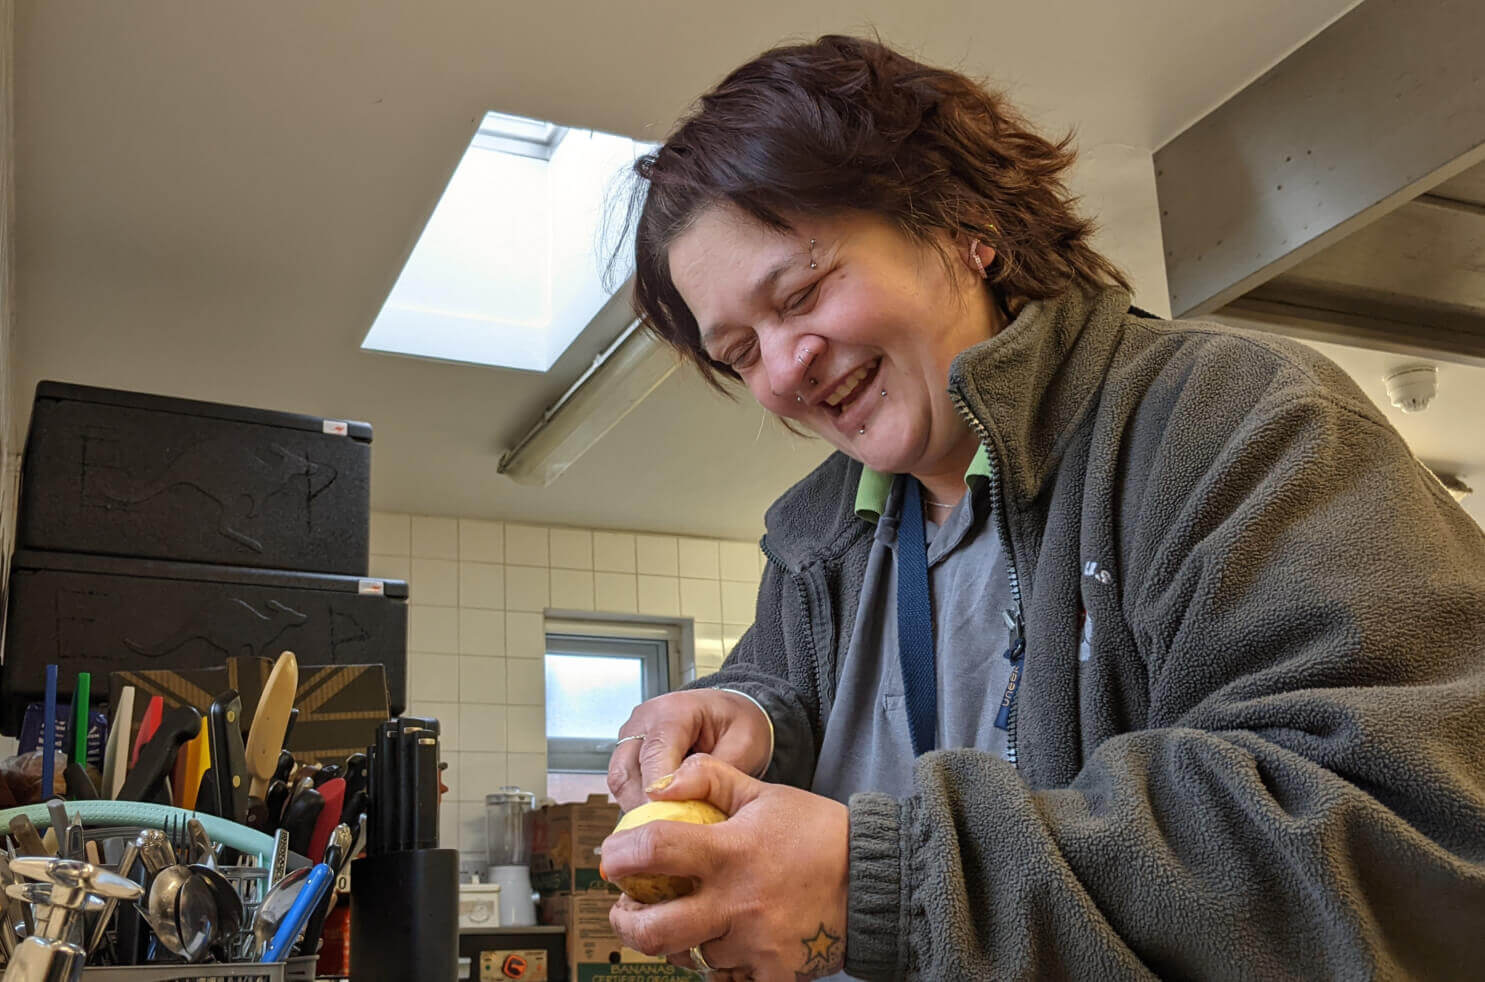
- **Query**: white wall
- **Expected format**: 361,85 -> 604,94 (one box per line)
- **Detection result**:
1068,143 -> 1171,317
0,0 -> 16,575
367,511 -> 763,868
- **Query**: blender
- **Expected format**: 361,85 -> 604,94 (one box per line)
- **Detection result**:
485,786 -> 537,926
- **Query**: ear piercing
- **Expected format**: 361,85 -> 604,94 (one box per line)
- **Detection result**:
970,239 -> 987,278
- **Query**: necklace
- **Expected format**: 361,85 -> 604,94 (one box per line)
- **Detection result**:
924,498 -> 955,509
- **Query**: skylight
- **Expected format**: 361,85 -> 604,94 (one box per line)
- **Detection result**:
363,111 -> 651,372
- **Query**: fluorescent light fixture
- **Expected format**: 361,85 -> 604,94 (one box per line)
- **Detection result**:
363,111 -> 653,373
498,321 -> 677,486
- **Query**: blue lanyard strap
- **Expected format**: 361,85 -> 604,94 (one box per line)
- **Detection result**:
896,477 -> 937,756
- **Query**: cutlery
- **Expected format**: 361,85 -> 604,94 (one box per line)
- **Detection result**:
130,696 -> 164,769
260,862 -> 332,962
118,706 -> 201,804
246,652 -> 298,801
206,689 -> 249,825
101,684 -> 135,800
41,666 -> 59,806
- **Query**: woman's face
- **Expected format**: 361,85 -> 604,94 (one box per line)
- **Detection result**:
668,205 -> 1000,477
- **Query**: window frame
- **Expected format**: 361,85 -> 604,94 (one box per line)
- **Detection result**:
543,615 -> 693,774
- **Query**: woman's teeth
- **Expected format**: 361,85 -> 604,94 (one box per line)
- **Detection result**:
826,361 -> 878,408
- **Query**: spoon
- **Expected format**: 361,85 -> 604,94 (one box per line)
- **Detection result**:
145,864 -> 216,962
251,865 -> 309,957
189,862 -> 244,956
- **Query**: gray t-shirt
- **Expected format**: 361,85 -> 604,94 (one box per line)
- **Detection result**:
812,472 -> 1014,804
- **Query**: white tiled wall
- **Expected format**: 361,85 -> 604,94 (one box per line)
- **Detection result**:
370,512 -> 765,867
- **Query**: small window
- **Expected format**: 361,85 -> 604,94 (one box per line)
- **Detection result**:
545,632 -> 669,773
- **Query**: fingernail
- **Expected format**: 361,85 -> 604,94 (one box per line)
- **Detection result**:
645,773 -> 675,793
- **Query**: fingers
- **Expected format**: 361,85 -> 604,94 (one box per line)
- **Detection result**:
634,717 -> 700,798
646,753 -> 765,816
606,690 -> 773,811
599,815 -> 724,883
609,890 -> 731,960
607,724 -> 649,811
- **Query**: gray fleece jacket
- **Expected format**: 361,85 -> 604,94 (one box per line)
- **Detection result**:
700,286 -> 1485,980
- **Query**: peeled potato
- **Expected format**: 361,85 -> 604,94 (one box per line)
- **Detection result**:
608,799 -> 727,903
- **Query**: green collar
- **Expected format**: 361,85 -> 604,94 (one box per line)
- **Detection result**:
853,445 -> 992,523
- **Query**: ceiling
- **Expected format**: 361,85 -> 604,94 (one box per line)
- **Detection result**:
13,0 -> 1377,540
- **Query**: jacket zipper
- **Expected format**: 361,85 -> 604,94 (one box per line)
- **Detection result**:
950,390 -> 1027,768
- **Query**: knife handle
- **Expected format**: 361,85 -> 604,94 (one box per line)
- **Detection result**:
246,652 -> 298,800
208,690 -> 249,822
118,706 -> 202,803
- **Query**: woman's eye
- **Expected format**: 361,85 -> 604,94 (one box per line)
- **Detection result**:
725,340 -> 757,369
786,281 -> 819,313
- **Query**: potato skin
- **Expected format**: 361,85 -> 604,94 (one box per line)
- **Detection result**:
609,800 -> 727,903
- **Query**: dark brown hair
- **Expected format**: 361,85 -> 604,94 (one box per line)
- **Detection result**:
616,34 -> 1130,390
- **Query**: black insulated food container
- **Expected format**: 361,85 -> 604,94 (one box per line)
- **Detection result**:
0,550 -> 408,733
19,381 -> 372,575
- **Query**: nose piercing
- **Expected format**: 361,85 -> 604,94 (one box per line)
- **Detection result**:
880,389 -> 887,398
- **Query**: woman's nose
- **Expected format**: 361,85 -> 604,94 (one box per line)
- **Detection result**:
763,334 -> 824,406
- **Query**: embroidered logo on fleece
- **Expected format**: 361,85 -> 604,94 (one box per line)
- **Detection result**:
1082,560 -> 1114,585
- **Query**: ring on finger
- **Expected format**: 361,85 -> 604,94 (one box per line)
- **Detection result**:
690,943 -> 716,973
614,734 -> 646,746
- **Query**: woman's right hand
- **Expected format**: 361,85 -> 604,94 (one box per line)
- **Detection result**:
607,690 -> 772,810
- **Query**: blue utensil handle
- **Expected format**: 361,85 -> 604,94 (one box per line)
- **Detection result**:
262,862 -> 333,962
42,666 -> 59,798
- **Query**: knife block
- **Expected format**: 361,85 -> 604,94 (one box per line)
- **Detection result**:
349,848 -> 459,981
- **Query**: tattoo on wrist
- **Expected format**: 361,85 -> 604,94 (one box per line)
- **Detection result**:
796,923 -> 844,980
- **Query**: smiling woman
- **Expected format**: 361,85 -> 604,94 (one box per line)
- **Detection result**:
600,33 -> 1485,982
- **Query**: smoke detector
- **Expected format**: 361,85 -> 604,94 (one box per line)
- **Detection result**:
1384,365 -> 1438,413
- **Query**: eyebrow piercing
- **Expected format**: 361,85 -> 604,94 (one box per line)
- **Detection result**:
809,238 -> 817,270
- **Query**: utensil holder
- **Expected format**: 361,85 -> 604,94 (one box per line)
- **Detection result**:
79,955 -> 316,980
349,848 -> 457,982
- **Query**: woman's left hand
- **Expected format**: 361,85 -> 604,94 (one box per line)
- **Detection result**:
601,753 -> 850,981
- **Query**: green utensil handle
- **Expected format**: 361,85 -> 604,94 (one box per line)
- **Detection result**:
72,673 -> 91,764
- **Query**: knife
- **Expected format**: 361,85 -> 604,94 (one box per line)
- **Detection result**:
8,815 -> 48,857
411,734 -> 440,850
71,672 -> 91,766
306,778 -> 345,863
246,652 -> 298,800
206,689 -> 249,823
265,779 -> 291,828
131,696 -> 164,768
173,724 -> 211,810
41,666 -> 58,805
101,685 -> 136,799
282,785 -> 325,857
118,705 -> 202,804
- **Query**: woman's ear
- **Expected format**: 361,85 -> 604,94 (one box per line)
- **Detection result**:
968,238 -> 995,279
